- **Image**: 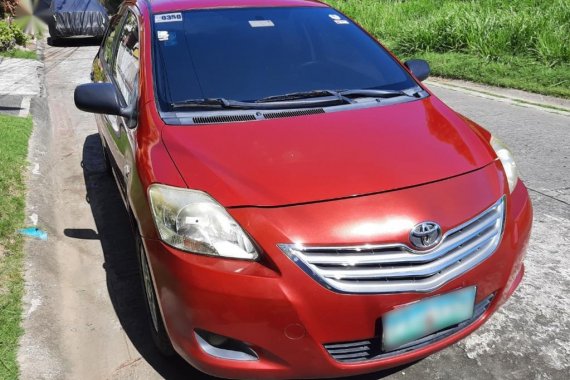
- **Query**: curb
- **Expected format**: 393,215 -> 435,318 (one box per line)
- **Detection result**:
425,78 -> 570,117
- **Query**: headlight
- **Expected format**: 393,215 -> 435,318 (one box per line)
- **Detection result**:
490,136 -> 518,193
148,184 -> 259,260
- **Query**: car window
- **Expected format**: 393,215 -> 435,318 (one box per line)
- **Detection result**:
102,13 -> 124,67
153,7 -> 417,110
113,12 -> 140,105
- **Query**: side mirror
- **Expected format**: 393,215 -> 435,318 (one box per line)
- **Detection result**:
404,59 -> 430,82
74,82 -> 133,118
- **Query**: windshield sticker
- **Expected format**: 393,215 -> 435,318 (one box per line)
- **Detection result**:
335,19 -> 350,25
157,31 -> 169,41
155,13 -> 182,23
329,14 -> 341,20
249,20 -> 275,28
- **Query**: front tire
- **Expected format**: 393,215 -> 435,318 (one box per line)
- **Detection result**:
137,237 -> 175,356
48,24 -> 61,46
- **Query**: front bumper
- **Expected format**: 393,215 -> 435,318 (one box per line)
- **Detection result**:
143,161 -> 532,379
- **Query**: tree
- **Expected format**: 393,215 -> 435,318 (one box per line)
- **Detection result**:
0,0 -> 20,18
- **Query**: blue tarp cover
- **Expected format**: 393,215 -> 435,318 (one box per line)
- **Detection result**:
50,0 -> 108,37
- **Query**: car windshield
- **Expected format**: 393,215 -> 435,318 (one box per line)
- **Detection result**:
153,7 -> 418,111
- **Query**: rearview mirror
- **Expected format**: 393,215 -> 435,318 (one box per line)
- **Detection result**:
404,59 -> 430,82
74,82 -> 132,118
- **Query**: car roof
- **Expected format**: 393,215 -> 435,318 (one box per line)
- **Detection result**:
147,0 -> 327,14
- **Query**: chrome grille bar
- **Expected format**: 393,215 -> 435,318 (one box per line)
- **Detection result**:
279,197 -> 505,294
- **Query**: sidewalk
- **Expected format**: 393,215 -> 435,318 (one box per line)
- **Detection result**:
0,56 -> 43,117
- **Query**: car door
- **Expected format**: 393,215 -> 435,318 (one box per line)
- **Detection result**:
110,10 -> 140,202
93,8 -> 140,202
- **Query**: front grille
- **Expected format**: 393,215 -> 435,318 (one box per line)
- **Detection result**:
324,293 -> 495,363
279,197 -> 505,294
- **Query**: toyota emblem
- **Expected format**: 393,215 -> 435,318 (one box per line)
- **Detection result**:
410,222 -> 442,250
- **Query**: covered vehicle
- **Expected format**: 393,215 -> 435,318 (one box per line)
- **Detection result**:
49,0 -> 108,38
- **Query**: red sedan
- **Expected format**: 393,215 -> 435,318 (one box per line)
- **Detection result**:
74,0 -> 532,378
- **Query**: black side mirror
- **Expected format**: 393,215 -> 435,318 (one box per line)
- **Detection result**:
404,59 -> 430,82
74,83 -> 134,119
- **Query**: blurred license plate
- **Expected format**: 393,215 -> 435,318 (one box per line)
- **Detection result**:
383,287 -> 476,351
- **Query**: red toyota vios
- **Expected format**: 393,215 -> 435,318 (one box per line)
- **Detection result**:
74,0 -> 532,378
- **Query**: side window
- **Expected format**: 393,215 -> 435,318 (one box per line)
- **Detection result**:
103,14 -> 124,67
114,12 -> 140,105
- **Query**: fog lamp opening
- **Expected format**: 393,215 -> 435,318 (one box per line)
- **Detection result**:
194,329 -> 258,361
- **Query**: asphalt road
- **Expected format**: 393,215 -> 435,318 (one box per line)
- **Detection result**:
18,42 -> 569,380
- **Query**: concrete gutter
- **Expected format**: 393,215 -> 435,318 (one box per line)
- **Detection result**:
17,40 -> 68,378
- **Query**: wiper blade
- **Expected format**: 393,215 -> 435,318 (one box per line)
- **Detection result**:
257,89 -> 341,103
171,88 -> 423,110
256,89 -> 352,105
339,88 -> 422,99
171,98 -> 235,109
172,94 -> 349,110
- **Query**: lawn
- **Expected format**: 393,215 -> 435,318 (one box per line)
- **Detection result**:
0,114 -> 33,379
0,49 -> 37,60
325,0 -> 570,98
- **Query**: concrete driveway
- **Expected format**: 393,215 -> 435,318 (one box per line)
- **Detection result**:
18,42 -> 569,380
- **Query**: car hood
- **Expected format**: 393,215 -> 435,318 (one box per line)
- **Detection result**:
161,96 -> 496,207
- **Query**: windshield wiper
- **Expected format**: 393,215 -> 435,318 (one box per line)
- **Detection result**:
171,88 -> 423,110
172,93 -> 350,110
339,88 -> 422,99
171,98 -> 239,109
256,89 -> 352,105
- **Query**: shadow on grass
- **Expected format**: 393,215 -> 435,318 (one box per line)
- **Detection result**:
79,133 -> 417,380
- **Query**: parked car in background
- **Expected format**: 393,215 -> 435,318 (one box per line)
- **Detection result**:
74,0 -> 532,378
49,0 -> 108,41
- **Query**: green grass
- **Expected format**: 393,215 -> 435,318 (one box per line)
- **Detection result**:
0,49 -> 37,60
325,0 -> 570,98
0,114 -> 33,380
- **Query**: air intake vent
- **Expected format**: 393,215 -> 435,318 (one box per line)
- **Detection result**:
193,114 -> 257,124
263,108 -> 325,119
324,293 -> 495,363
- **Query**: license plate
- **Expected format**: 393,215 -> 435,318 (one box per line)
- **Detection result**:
382,287 -> 476,351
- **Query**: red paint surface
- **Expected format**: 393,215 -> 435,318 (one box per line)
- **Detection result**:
162,95 -> 496,207
150,0 -> 326,13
